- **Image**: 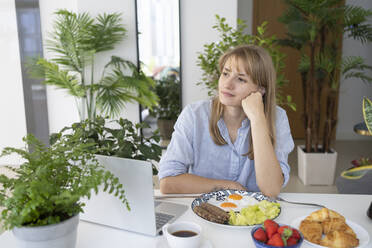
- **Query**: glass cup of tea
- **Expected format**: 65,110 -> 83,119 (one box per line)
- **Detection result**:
162,221 -> 202,248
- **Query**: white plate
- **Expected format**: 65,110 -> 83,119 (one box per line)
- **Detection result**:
291,215 -> 370,248
156,236 -> 213,248
191,190 -> 281,228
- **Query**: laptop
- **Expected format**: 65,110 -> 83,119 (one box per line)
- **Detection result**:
80,155 -> 188,236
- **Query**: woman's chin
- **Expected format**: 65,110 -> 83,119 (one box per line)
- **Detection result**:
219,97 -> 241,107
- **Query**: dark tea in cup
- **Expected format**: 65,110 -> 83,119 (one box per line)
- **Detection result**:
172,230 -> 198,237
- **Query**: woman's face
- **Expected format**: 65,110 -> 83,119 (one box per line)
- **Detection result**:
218,57 -> 259,107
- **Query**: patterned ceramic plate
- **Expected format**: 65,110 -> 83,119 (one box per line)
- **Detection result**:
191,189 -> 281,228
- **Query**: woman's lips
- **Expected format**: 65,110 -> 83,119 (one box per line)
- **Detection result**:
221,91 -> 234,97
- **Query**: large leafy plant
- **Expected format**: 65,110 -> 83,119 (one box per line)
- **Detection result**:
29,10 -> 157,120
197,15 -> 296,111
149,74 -> 181,120
0,133 -> 128,230
278,0 -> 372,153
363,97 -> 372,134
51,116 -> 162,175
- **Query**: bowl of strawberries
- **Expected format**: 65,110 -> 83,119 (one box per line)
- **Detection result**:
251,219 -> 303,248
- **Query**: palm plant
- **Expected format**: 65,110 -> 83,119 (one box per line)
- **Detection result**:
278,0 -> 372,153
29,10 -> 157,121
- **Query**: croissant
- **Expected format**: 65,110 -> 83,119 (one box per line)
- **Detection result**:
305,208 -> 345,222
299,220 -> 323,244
320,230 -> 359,248
322,219 -> 356,237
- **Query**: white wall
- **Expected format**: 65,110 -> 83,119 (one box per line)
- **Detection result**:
0,0 -> 27,165
336,0 -> 372,140
180,0 -> 238,107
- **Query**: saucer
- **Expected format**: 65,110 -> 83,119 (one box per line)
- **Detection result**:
156,236 -> 213,248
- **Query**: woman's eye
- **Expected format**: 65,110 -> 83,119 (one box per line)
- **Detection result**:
222,72 -> 228,76
238,77 -> 246,83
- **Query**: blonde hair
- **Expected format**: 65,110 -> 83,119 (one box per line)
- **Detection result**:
209,45 -> 277,159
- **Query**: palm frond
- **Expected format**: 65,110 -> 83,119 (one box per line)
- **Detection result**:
344,5 -> 372,43
46,10 -> 94,72
298,54 -> 309,73
105,56 -> 136,71
89,13 -> 127,53
344,5 -> 372,27
96,79 -> 133,117
96,68 -> 157,117
37,58 -> 86,97
342,56 -> 372,83
25,56 -> 45,79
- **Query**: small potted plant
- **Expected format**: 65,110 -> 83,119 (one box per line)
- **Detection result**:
149,74 -> 181,142
0,133 -> 128,248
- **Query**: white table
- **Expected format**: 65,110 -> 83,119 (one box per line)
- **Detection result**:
0,192 -> 371,248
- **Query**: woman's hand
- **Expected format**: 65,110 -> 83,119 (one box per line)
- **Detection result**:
241,90 -> 265,121
219,180 -> 247,191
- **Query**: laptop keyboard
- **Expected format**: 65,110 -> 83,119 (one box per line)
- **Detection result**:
155,212 -> 174,230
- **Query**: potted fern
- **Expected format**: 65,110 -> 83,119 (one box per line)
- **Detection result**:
0,133 -> 128,248
29,9 -> 158,121
278,0 -> 372,185
149,74 -> 181,142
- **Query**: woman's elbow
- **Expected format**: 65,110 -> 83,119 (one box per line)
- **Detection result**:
261,188 -> 280,198
160,177 -> 175,194
257,180 -> 282,198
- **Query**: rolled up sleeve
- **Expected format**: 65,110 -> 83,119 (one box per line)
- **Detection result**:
275,107 -> 294,187
158,105 -> 195,179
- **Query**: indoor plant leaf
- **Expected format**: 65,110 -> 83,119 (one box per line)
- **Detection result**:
363,97 -> 372,134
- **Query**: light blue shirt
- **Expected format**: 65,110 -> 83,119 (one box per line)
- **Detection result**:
158,100 -> 294,192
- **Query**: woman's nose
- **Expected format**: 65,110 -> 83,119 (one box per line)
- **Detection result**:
224,76 -> 234,89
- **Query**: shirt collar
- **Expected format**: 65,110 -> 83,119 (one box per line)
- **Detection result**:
218,117 -> 250,129
241,118 -> 250,128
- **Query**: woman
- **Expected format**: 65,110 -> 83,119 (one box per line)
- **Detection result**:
159,45 -> 294,197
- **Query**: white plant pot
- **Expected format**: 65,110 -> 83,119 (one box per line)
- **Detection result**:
12,214 -> 79,248
297,145 -> 338,185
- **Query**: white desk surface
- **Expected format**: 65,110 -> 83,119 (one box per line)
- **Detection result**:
0,191 -> 371,248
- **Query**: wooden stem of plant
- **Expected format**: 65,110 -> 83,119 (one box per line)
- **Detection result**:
313,78 -> 321,152
301,72 -> 308,136
305,43 -> 316,153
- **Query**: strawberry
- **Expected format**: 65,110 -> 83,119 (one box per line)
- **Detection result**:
278,225 -> 291,235
253,227 -> 268,243
264,219 -> 278,229
267,233 -> 285,247
290,228 -> 301,240
286,236 -> 298,246
278,226 -> 292,240
264,219 -> 279,239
